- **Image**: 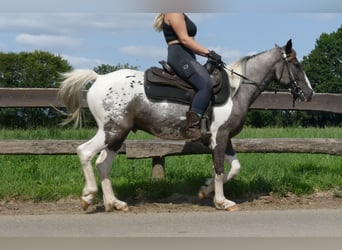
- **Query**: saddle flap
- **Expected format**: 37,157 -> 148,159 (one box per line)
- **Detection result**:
146,67 -> 194,91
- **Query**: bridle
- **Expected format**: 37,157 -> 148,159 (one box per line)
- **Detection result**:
279,50 -> 306,107
221,48 -> 306,107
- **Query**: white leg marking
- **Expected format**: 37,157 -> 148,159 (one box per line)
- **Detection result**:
226,154 -> 241,180
96,149 -> 128,212
77,130 -> 106,210
213,174 -> 238,211
198,154 -> 241,199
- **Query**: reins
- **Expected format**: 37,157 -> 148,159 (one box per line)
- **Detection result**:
222,62 -> 266,93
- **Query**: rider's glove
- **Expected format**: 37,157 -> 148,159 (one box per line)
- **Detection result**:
207,50 -> 222,64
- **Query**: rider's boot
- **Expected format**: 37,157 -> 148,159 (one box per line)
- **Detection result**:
185,111 -> 202,141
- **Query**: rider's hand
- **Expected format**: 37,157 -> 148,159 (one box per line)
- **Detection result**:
207,50 -> 222,64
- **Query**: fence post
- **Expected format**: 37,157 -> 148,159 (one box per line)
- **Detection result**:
152,156 -> 165,179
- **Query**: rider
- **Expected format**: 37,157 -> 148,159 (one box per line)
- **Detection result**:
153,13 -> 222,140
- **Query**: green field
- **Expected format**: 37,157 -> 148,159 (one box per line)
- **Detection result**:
0,127 -> 341,202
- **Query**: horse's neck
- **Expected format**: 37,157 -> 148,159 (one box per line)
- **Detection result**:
232,48 -> 281,107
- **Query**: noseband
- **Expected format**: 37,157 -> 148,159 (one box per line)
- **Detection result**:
279,50 -> 306,107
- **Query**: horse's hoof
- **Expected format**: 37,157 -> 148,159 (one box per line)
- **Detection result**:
214,198 -> 239,212
114,202 -> 129,212
198,189 -> 206,200
80,198 -> 90,211
120,205 -> 130,212
225,204 -> 239,212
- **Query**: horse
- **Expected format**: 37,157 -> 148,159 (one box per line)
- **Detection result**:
58,39 -> 314,212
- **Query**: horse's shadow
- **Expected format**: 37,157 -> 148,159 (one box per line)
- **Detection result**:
85,176 -> 273,214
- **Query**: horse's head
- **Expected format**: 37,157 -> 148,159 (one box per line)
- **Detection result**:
275,39 -> 314,102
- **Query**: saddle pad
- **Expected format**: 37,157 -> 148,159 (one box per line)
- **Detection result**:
144,66 -> 230,106
144,68 -> 195,105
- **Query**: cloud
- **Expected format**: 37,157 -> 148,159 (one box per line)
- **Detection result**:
62,54 -> 108,69
1,0 -> 342,13
209,46 -> 242,63
16,34 -> 83,50
0,0 -> 232,12
119,45 -> 166,59
0,13 -> 155,35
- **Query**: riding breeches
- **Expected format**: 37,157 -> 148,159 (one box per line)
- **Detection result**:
167,44 -> 213,115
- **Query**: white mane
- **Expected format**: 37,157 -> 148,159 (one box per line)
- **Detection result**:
224,59 -> 244,96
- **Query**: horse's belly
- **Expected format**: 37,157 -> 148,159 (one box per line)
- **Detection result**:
135,101 -> 189,140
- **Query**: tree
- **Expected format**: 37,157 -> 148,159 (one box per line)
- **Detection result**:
301,25 -> 342,93
0,51 -> 72,128
300,25 -> 342,127
94,63 -> 138,74
0,50 -> 71,88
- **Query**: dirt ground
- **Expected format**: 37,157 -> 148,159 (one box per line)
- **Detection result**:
1,191 -> 341,215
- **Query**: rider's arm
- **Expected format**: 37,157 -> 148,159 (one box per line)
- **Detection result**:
164,13 -> 210,57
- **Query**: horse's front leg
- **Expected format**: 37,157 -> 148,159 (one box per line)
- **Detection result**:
198,139 -> 241,200
96,149 -> 129,212
203,138 -> 239,211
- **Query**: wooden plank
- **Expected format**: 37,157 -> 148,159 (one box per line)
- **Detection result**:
0,88 -> 341,113
0,88 -> 87,108
232,138 -> 342,155
0,140 -> 86,154
251,92 -> 342,113
0,139 -> 341,156
0,140 -> 125,155
125,140 -> 211,158
125,138 -> 342,157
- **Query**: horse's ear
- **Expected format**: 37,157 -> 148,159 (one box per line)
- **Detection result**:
285,39 -> 292,54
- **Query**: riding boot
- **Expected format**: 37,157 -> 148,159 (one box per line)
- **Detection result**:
185,111 -> 202,140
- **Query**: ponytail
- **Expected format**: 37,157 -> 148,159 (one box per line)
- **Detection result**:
153,13 -> 164,32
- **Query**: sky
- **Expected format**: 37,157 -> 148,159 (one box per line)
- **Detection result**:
0,0 -> 341,71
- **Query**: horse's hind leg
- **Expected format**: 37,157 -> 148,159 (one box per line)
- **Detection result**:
77,129 -> 106,211
96,148 -> 129,212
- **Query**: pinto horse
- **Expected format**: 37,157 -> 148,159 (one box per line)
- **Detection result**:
59,40 -> 313,212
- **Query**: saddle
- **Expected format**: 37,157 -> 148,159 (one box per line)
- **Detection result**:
144,60 -> 230,106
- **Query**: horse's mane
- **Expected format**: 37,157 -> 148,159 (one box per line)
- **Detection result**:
241,46 -> 280,62
226,46 -> 280,96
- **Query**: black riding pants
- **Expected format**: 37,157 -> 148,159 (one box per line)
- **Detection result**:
167,44 -> 212,115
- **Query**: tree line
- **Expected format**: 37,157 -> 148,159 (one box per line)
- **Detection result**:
0,26 -> 341,128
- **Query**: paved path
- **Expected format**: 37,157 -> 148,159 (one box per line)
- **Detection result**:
1,209 -> 341,237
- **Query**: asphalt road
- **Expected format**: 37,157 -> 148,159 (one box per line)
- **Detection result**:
0,209 -> 341,237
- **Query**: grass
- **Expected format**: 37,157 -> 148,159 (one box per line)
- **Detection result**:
0,127 -> 341,202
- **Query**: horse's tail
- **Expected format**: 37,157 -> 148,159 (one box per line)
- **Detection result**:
58,69 -> 98,127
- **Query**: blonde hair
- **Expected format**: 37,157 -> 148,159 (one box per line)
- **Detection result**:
153,13 -> 164,32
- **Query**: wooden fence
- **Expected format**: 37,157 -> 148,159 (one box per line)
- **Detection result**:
0,88 -> 341,113
0,88 -> 341,178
